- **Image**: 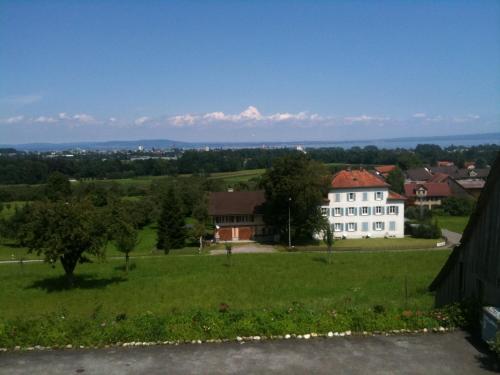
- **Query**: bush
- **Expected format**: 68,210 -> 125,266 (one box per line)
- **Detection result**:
441,197 -> 475,216
412,220 -> 441,239
405,206 -> 432,220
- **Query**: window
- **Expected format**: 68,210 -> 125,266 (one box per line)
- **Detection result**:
362,222 -> 369,232
374,221 -> 384,231
361,207 -> 369,215
375,191 -> 383,200
362,192 -> 368,201
389,221 -> 396,231
334,207 -> 342,216
388,206 -> 397,214
335,193 -> 341,202
347,192 -> 356,201
321,207 -> 329,216
347,207 -> 356,216
334,223 -> 343,232
374,206 -> 383,215
347,222 -> 356,232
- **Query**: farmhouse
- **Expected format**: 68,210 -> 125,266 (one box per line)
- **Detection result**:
208,190 -> 274,242
321,169 -> 406,239
429,154 -> 500,306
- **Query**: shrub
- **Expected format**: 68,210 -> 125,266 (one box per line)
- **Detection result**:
441,197 -> 475,216
405,206 -> 432,221
412,220 -> 441,239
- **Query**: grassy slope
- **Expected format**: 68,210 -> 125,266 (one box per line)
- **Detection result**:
435,216 -> 470,234
0,250 -> 450,320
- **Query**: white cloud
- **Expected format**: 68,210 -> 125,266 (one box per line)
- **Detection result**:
0,115 -> 25,124
167,106 -> 321,126
134,116 -> 151,125
412,113 -> 427,118
343,115 -> 388,123
58,112 -> 71,120
73,113 -> 95,123
34,116 -> 57,123
109,117 -> 117,122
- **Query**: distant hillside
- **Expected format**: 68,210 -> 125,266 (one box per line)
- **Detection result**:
1,132 -> 500,152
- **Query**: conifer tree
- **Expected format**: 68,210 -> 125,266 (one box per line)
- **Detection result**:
157,187 -> 186,253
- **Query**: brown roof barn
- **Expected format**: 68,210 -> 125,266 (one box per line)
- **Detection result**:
208,191 -> 266,215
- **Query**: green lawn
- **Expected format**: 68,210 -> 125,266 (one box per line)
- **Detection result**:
435,215 -> 470,234
0,250 -> 450,320
290,237 -> 443,252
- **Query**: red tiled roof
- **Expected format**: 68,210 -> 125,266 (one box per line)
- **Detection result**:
404,183 -> 452,198
331,169 -> 389,189
388,191 -> 407,200
429,173 -> 449,183
374,165 -> 396,174
208,191 -> 266,215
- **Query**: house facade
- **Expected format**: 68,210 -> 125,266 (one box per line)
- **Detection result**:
208,190 -> 275,242
321,169 -> 406,239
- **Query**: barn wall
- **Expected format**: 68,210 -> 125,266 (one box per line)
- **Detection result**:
435,163 -> 500,307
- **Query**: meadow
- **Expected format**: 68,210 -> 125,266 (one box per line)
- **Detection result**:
435,215 -> 470,234
0,250 -> 450,320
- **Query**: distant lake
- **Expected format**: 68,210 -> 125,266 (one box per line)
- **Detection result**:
200,132 -> 500,150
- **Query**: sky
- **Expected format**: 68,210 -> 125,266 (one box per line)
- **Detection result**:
1,0 -> 499,144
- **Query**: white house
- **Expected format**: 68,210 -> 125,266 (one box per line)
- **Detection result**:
320,169 -> 406,239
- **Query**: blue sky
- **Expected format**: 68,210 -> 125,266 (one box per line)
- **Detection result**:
1,0 -> 499,144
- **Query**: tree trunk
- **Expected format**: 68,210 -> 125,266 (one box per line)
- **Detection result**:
60,255 -> 77,288
125,253 -> 130,275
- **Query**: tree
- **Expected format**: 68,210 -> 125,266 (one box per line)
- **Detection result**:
386,167 -> 405,194
325,224 -> 334,264
261,153 -> 329,242
45,172 -> 72,201
112,217 -> 138,275
157,187 -> 186,253
441,196 -> 475,216
21,201 -> 107,287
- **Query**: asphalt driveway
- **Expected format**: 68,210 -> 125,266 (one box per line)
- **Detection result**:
1,331 -> 497,375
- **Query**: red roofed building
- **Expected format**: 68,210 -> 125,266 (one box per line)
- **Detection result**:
320,169 -> 405,239
374,165 -> 397,178
404,182 -> 452,209
208,190 -> 275,242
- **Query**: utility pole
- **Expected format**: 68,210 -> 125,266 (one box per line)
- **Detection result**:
288,197 -> 292,248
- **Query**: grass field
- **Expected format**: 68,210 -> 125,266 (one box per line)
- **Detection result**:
0,250 -> 450,321
435,215 -> 470,234
292,237 -> 442,252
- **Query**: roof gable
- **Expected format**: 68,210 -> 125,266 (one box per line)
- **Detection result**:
331,169 -> 389,189
208,190 -> 266,216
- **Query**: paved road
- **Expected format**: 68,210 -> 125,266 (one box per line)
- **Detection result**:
1,331 -> 497,375
210,244 -> 276,255
442,229 -> 462,247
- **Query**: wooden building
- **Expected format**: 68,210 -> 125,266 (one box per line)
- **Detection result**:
429,153 -> 500,307
208,190 -> 275,242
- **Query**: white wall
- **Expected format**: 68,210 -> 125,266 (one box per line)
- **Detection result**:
320,187 -> 405,239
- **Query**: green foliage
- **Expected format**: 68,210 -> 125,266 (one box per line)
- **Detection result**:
110,206 -> 138,274
405,206 -> 432,221
385,167 -> 405,194
0,303 -> 466,348
156,187 -> 186,253
261,153 -> 329,242
412,220 -> 442,239
20,200 -> 108,286
441,196 -> 475,216
45,172 -> 72,201
491,333 -> 500,359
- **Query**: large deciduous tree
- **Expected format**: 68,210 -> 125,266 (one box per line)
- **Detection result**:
261,153 -> 329,242
386,167 -> 405,194
45,172 -> 72,201
157,187 -> 186,253
21,200 -> 107,286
